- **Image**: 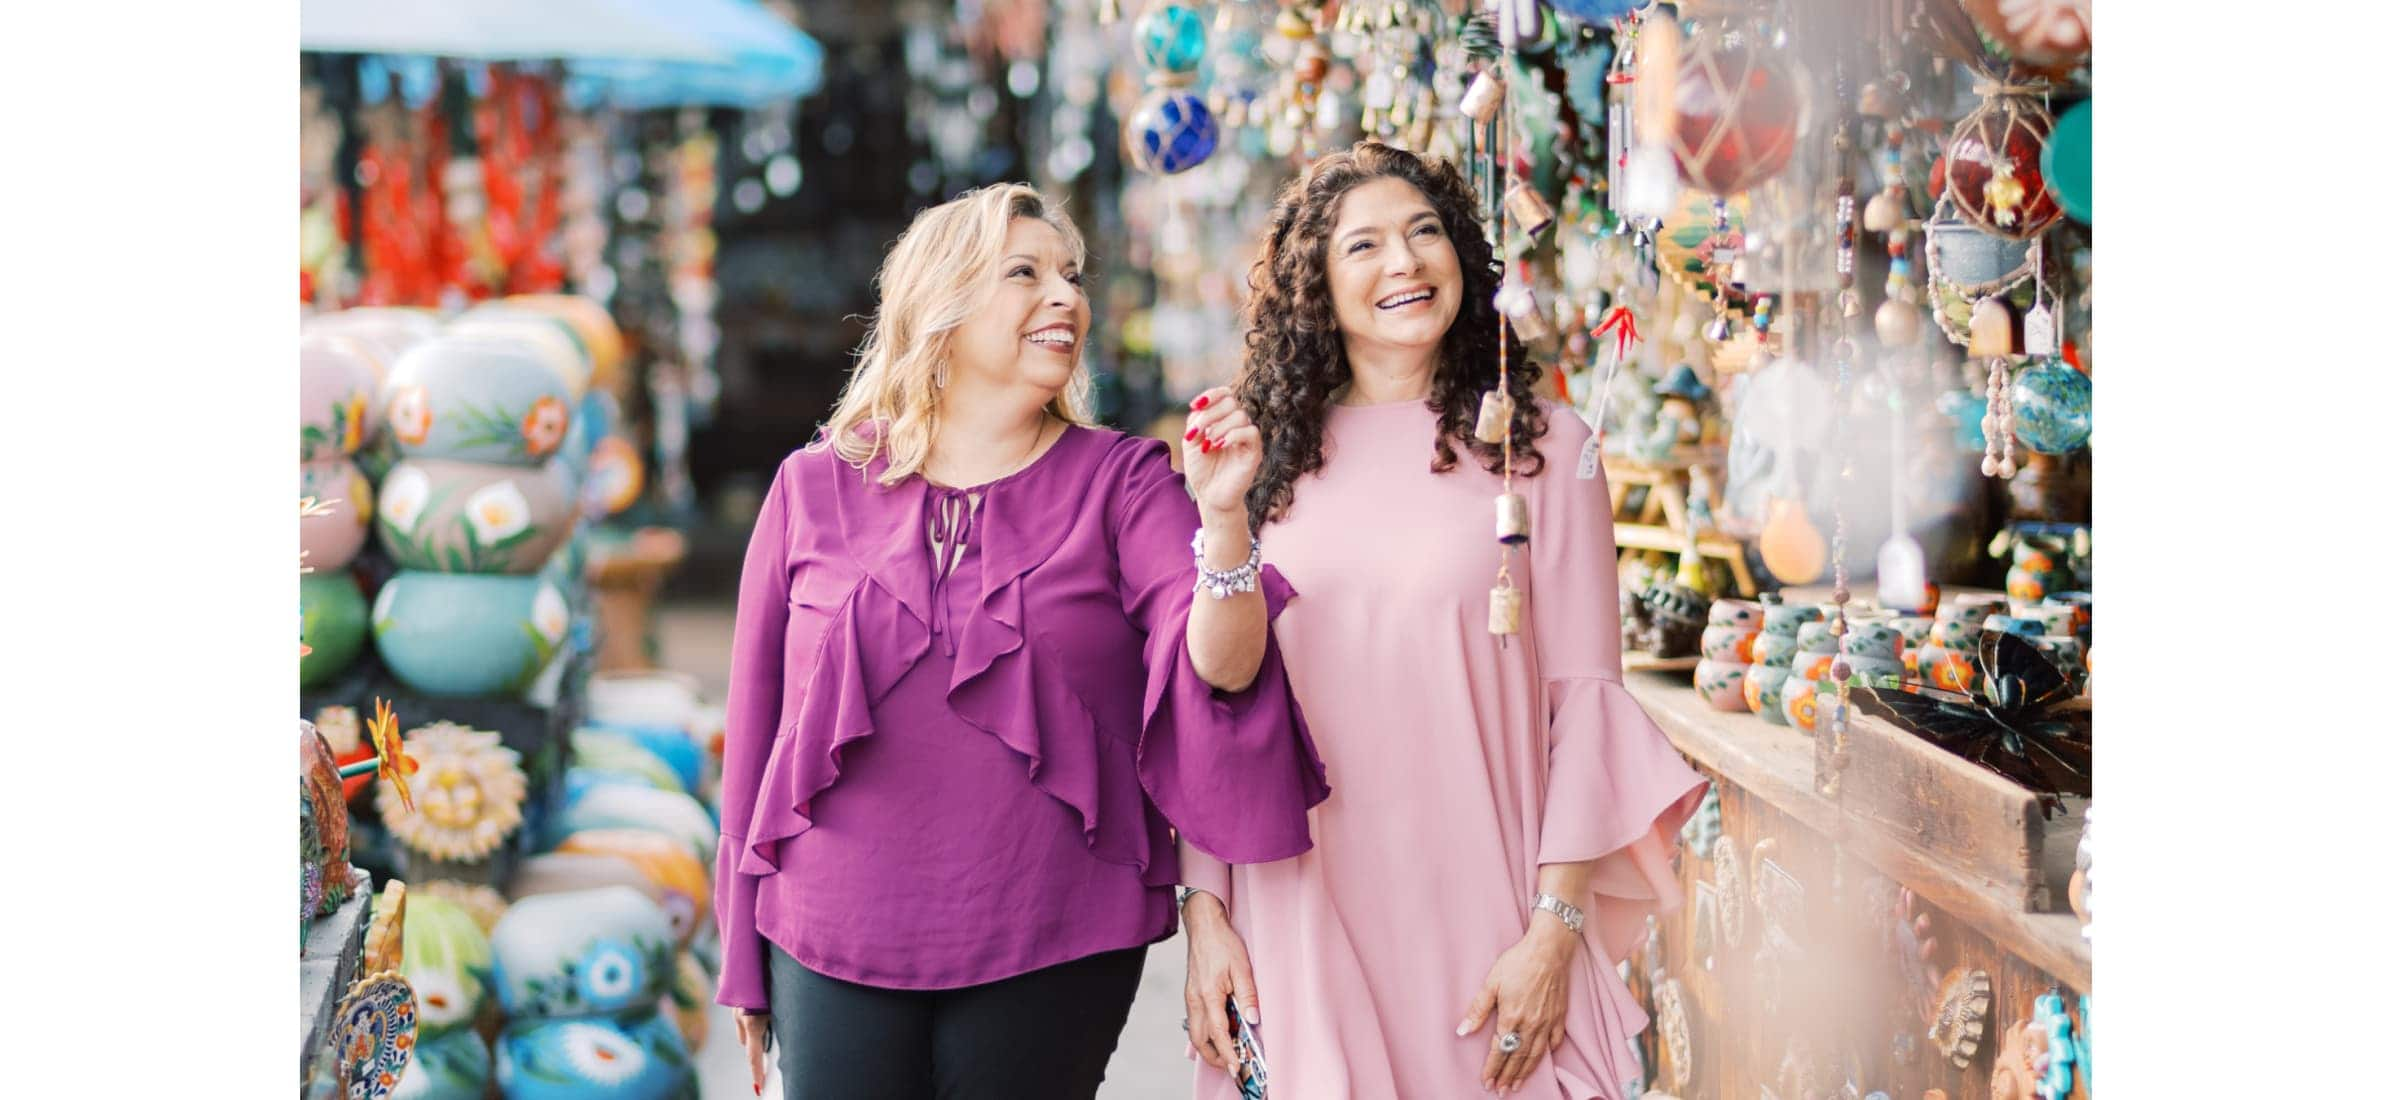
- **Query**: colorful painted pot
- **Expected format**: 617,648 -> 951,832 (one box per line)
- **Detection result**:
1794,621 -> 1837,655
1700,625 -> 1760,663
1939,593 -> 2005,627
1790,646 -> 1838,683
401,895 -> 494,1036
2007,549 -> 2063,605
389,1026 -> 489,1100
2010,358 -> 2091,455
300,457 -> 376,574
494,1011 -> 693,1100
549,785 -> 716,862
2031,635 -> 2087,683
1929,619 -> 1985,651
556,829 -> 710,949
1707,599 -> 1765,631
502,294 -> 627,394
371,572 -> 571,698
301,333 -> 381,463
1893,616 -> 1935,650
1694,659 -> 1750,712
1926,201 -> 2037,289
1983,614 -> 2047,638
375,458 -> 576,575
586,671 -> 707,732
569,730 -> 688,796
510,854 -> 663,908
301,572 -> 370,689
1843,622 -> 1905,661
1782,677 -> 1826,732
2048,592 -> 2093,639
381,337 -> 576,467
492,886 -> 675,1018
574,731 -> 703,799
1751,631 -> 1798,669
1915,642 -> 1981,693
1746,665 -> 1794,724
1762,602 -> 1824,637
1842,654 -> 1907,686
449,307 -> 594,398
2018,605 -> 2079,639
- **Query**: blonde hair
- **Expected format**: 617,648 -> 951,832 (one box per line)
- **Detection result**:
822,184 -> 1095,484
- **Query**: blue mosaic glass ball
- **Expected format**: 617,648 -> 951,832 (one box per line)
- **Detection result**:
1136,4 -> 1208,75
2010,357 -> 2091,454
1130,89 -> 1218,175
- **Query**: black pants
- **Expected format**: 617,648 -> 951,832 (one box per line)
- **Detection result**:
767,943 -> 1147,1100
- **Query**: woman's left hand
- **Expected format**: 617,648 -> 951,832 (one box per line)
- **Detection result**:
1457,916 -> 1580,1094
1180,386 -> 1262,518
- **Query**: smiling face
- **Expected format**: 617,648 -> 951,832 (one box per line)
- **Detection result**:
1324,176 -> 1464,361
944,217 -> 1089,400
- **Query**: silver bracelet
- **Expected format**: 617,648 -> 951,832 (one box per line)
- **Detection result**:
1533,892 -> 1586,934
1192,528 -> 1262,600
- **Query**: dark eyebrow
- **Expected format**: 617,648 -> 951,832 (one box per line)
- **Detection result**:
1336,209 -> 1440,249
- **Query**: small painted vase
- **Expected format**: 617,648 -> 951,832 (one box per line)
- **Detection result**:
1939,593 -> 2005,628
372,572 -> 572,698
1791,643 -> 1843,682
1915,642 -> 1982,693
1745,665 -> 1793,720
1752,632 -> 1799,669
1708,599 -> 1765,631
2031,635 -> 2087,683
1700,625 -> 1761,663
1843,622 -> 1905,661
491,886 -> 675,1019
1893,616 -> 1935,649
1694,659 -> 1750,712
2048,591 -> 2093,640
493,1010 -> 693,1099
2020,604 -> 2078,640
1983,614 -> 2047,638
1929,619 -> 1986,650
1794,621 -> 1838,655
300,457 -> 376,575
1762,602 -> 1824,638
2007,548 -> 2063,605
1781,676 -> 1824,732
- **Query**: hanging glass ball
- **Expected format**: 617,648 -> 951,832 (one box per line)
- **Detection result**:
2009,357 -> 2090,454
1128,88 -> 1219,175
1944,93 -> 2061,239
1136,3 -> 1208,76
1671,35 -> 1802,196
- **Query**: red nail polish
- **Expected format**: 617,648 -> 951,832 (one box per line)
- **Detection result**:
754,1085 -> 763,1096
1186,427 -> 1203,441
1193,395 -> 1211,410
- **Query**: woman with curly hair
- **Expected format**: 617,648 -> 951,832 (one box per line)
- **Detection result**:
1177,142 -> 1707,1098
712,183 -> 1328,1099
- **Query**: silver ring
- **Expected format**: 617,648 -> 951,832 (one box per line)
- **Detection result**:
1498,1032 -> 1523,1053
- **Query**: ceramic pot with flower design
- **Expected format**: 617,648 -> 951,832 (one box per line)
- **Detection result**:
1782,675 -> 1829,732
555,830 -> 711,951
1842,622 -> 1906,662
1700,625 -> 1759,663
1694,658 -> 1750,712
376,458 -> 577,575
1762,602 -> 1824,640
1751,631 -> 1799,669
452,305 -> 596,398
381,337 -> 576,467
493,1010 -> 693,1100
371,571 -> 571,698
301,333 -> 382,463
492,886 -> 676,1020
1914,642 -> 1982,693
400,894 -> 494,1039
1708,599 -> 1765,631
1746,665 -> 1795,724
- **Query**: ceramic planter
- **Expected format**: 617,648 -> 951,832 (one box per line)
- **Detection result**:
1699,625 -> 1760,663
1745,665 -> 1793,723
301,572 -> 370,689
1939,593 -> 2005,627
449,307 -> 593,398
1843,622 -> 1905,661
401,894 -> 494,1037
381,337 -> 576,467
1781,676 -> 1824,732
1929,620 -> 1985,650
372,571 -> 571,698
1693,659 -> 1750,712
549,785 -> 716,863
579,727 -> 704,798
501,294 -> 627,394
1751,631 -> 1798,669
555,829 -> 710,950
492,886 -> 675,1019
2006,548 -> 2064,605
1707,598 -> 1765,631
1794,621 -> 1837,655
389,1027 -> 489,1100
1893,616 -> 1935,649
1791,647 -> 1841,683
1915,642 -> 1981,693
2048,592 -> 2093,639
1762,602 -> 1823,638
1983,614 -> 2047,638
300,333 -> 381,462
300,457 -> 375,574
376,458 -> 576,575
494,1011 -> 693,1100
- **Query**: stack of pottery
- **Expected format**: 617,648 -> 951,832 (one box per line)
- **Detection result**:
1743,602 -> 1822,726
1693,600 -> 1763,712
392,895 -> 496,1100
579,672 -> 712,801
489,887 -> 696,1099
300,334 -> 383,689
1913,593 -> 2005,694
554,829 -> 717,1050
304,308 -> 442,481
1781,620 -> 1907,734
372,334 -> 581,698
1892,614 -> 1936,678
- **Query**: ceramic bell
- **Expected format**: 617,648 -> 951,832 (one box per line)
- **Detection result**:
1460,69 -> 1504,123
1474,390 -> 1515,445
1968,299 -> 2015,357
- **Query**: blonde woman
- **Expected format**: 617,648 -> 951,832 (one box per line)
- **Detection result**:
713,184 -> 1327,1099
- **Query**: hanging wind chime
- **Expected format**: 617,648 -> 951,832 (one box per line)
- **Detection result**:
1480,56 -> 1530,640
1821,112 -> 1861,796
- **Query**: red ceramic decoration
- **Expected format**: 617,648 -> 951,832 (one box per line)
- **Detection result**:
1943,94 -> 2060,239
1961,0 -> 2090,73
1670,38 -> 1802,196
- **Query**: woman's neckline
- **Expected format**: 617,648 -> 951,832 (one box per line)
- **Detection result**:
920,421 -> 1080,493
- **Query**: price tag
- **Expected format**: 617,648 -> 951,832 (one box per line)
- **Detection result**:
1578,432 -> 1603,479
2023,303 -> 2057,356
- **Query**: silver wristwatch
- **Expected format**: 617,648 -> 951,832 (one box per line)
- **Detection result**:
1533,892 -> 1586,934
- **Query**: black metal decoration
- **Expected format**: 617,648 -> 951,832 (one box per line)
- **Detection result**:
1852,629 -> 2090,813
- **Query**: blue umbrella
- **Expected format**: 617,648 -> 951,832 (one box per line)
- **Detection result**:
567,0 -> 823,108
301,0 -> 726,63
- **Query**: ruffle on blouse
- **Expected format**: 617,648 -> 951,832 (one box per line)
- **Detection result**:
735,430 -> 1329,884
1538,675 -> 1710,962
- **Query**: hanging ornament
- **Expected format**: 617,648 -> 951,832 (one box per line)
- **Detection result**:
1135,3 -> 1208,75
1968,298 -> 2014,358
1759,498 -> 1828,585
1670,18 -> 1804,195
2043,98 -> 2091,223
1488,89 -> 1528,639
1504,181 -> 1556,239
2009,357 -> 2090,454
1496,493 -> 1532,544
1944,86 -> 2061,239
1476,389 -> 1517,444
1960,0 -> 2091,74
1461,68 -> 1506,123
1128,89 -> 1220,174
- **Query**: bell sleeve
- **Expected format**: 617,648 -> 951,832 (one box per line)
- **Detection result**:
712,463 -> 793,1012
1530,411 -> 1710,962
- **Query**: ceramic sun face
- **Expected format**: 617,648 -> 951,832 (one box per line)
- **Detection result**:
377,723 -> 526,863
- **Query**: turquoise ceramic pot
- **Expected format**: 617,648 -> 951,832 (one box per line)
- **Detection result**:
371,571 -> 570,698
569,730 -> 688,796
389,1027 -> 490,1100
2044,99 -> 2091,223
375,458 -> 576,575
580,725 -> 704,796
300,333 -> 381,463
2010,358 -> 2091,455
381,337 -> 576,467
549,785 -> 716,861
494,1011 -> 692,1100
452,306 -> 593,397
300,573 -> 369,688
491,886 -> 675,1019
299,457 -> 375,574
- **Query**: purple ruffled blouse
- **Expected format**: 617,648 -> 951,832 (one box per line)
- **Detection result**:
712,425 -> 1330,1006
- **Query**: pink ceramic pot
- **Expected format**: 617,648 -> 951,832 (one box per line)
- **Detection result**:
299,457 -> 375,574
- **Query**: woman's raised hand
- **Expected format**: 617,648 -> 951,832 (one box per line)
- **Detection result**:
1180,387 -> 1262,519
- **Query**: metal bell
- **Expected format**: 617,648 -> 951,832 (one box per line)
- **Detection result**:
1503,182 -> 1554,239
1460,70 -> 1505,123
1475,390 -> 1515,444
1489,584 -> 1525,635
1968,299 -> 2015,358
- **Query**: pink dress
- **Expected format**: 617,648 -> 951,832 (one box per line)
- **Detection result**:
1182,399 -> 1708,1099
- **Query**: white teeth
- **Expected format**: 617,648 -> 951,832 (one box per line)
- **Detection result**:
1379,290 -> 1431,309
1027,331 -> 1074,348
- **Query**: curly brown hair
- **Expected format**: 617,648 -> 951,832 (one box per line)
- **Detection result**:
1234,141 -> 1549,527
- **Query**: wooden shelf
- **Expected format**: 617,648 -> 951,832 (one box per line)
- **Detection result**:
1625,671 -> 2091,991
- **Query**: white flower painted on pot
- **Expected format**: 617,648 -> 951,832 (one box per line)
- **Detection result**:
408,969 -> 472,1030
379,466 -> 432,535
463,480 -> 534,546
387,384 -> 433,446
532,583 -> 569,646
556,1021 -> 647,1086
